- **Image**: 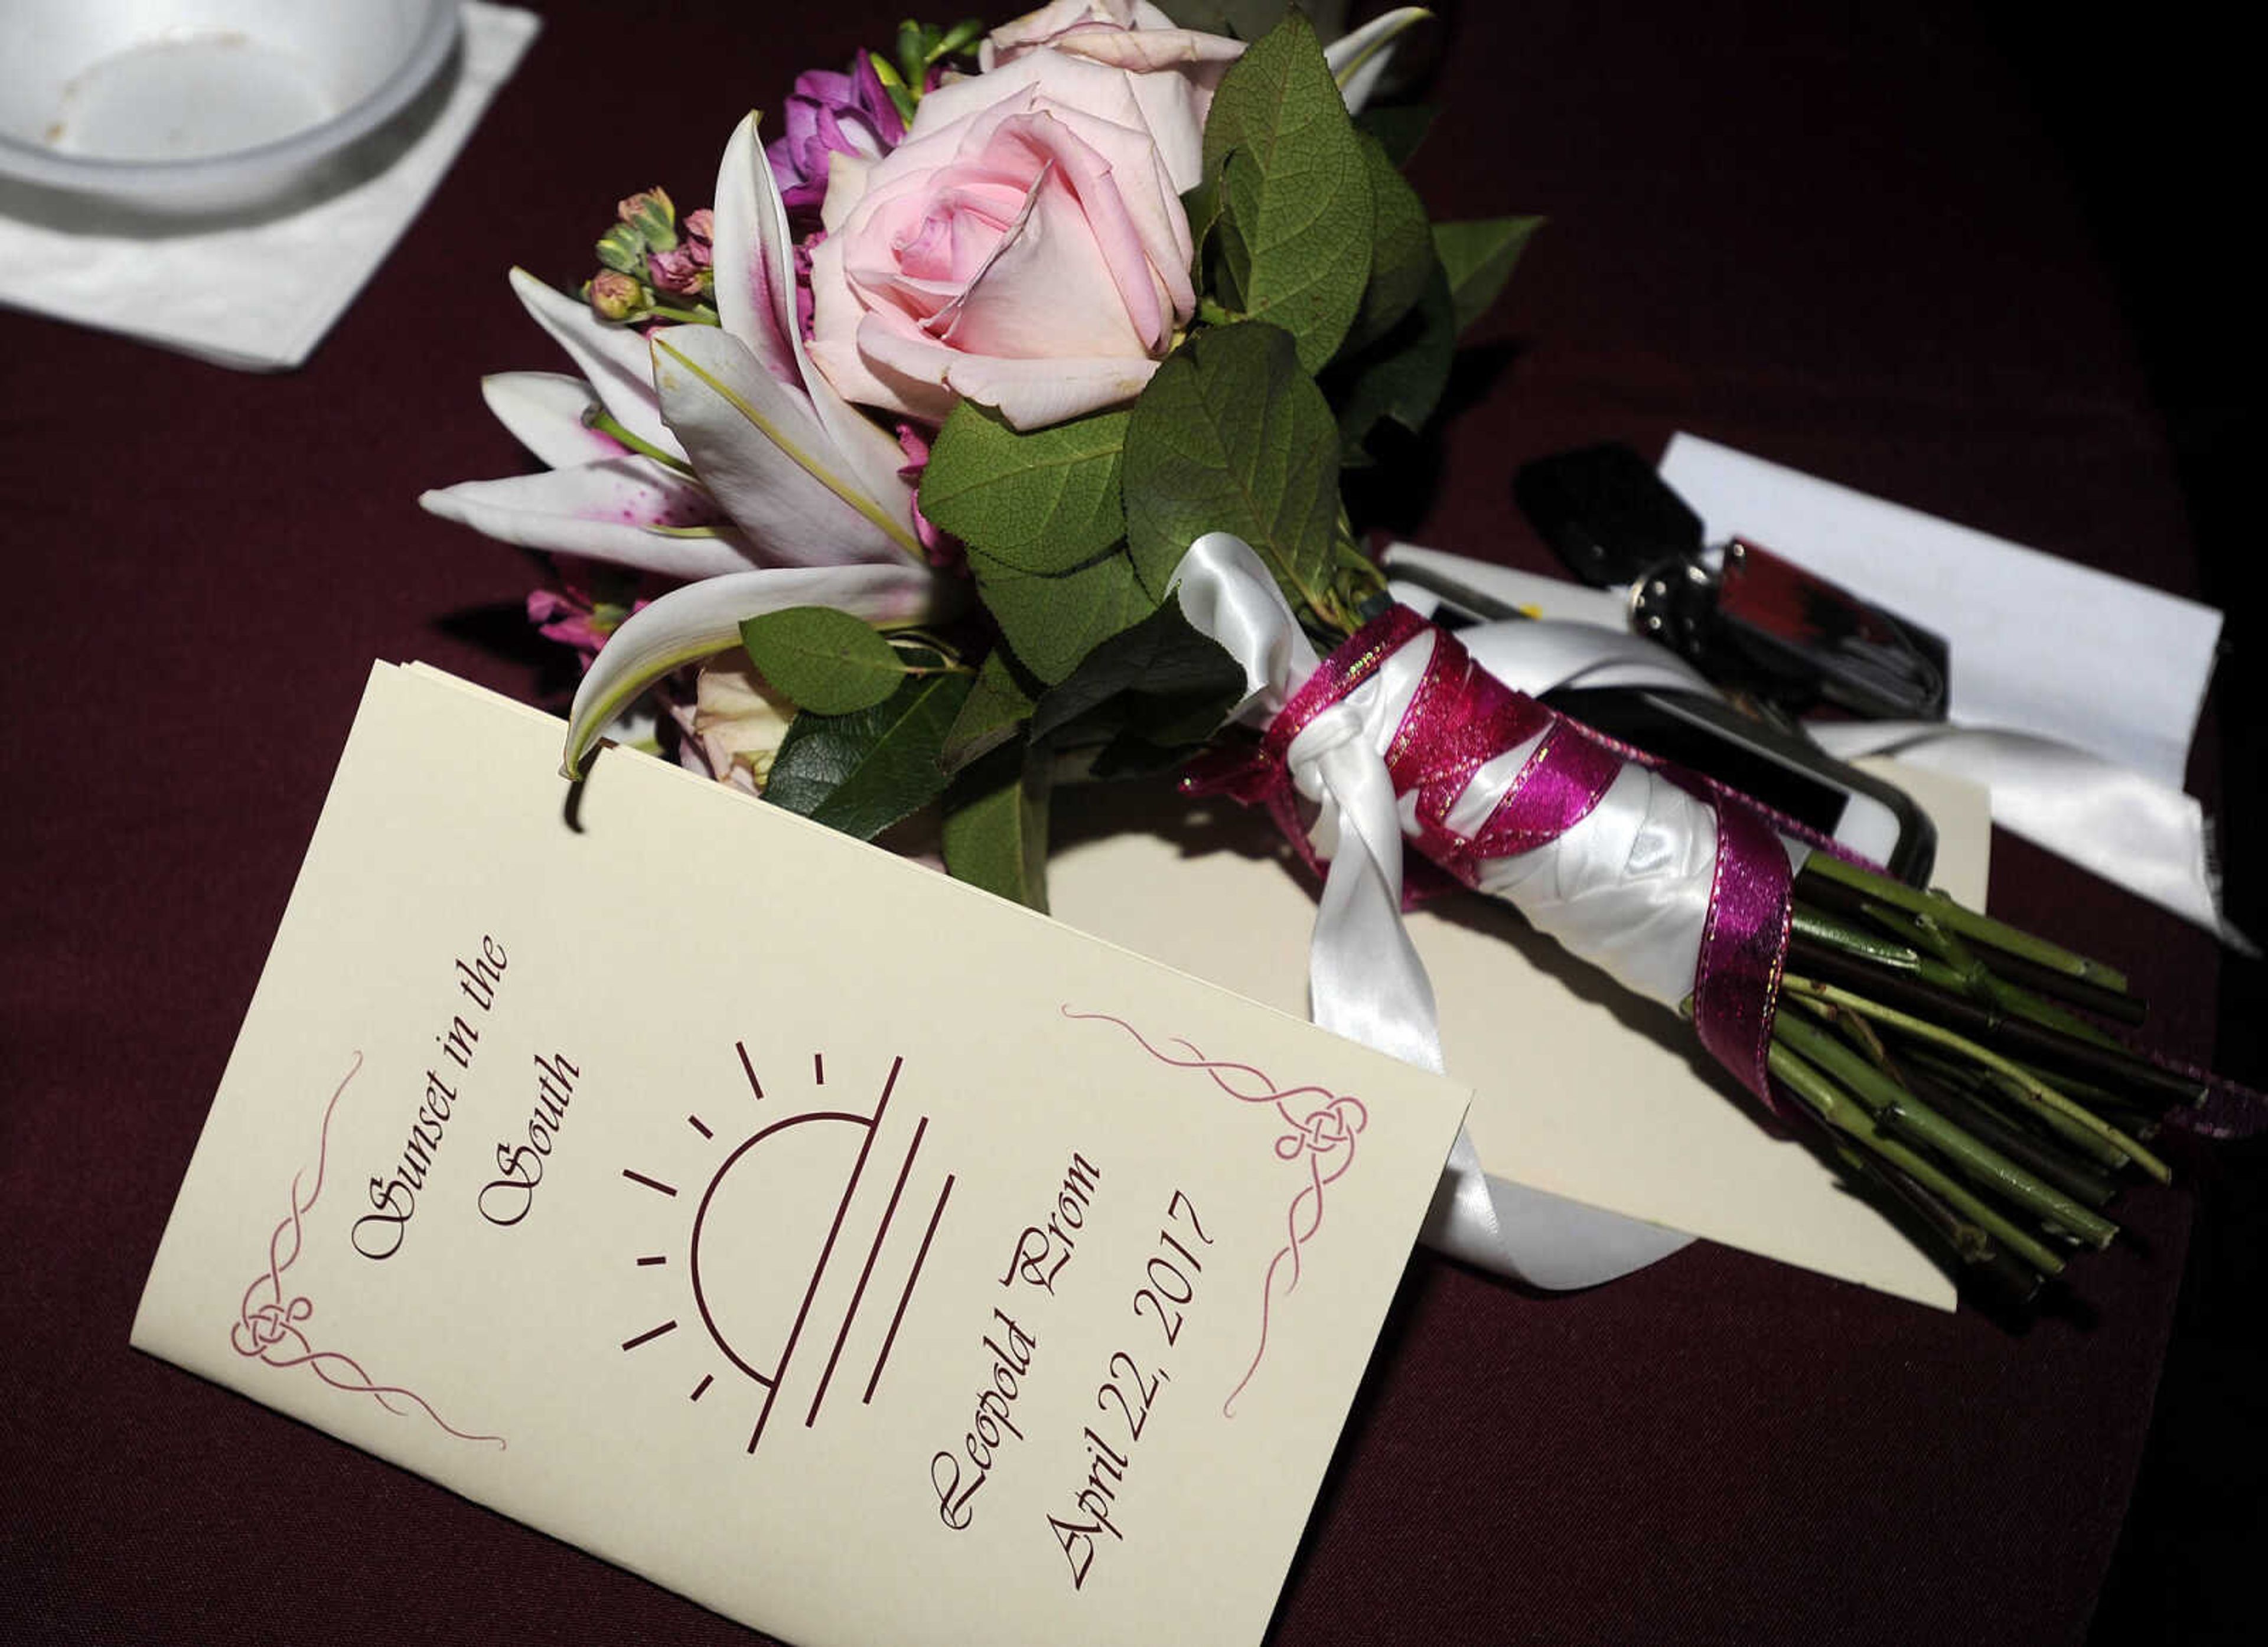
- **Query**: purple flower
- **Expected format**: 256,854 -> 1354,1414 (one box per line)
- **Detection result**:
765,51 -> 906,220
526,559 -> 668,666
893,421 -> 958,569
647,211 -> 714,296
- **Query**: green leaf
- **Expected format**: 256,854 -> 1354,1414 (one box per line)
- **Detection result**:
1355,102 -> 1436,168
1330,257 -> 1455,455
762,671 -> 973,840
941,741 -> 1052,911
918,403 -> 1130,574
1200,10 -> 1374,370
1181,174 -> 1224,289
1433,216 -> 1543,335
940,648 -> 1038,775
1028,602 -> 1244,748
1340,131 -> 1434,356
1122,322 -> 1341,615
967,543 -> 1159,685
737,605 -> 905,715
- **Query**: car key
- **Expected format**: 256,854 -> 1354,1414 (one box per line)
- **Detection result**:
1513,442 -> 1950,720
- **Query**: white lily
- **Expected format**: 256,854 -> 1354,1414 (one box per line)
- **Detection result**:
419,112 -> 959,775
556,563 -> 944,778
1325,7 -> 1432,113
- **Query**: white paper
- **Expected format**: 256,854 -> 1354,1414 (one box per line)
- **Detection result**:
0,5 -> 539,370
1658,433 -> 2223,790
135,662 -> 1471,1647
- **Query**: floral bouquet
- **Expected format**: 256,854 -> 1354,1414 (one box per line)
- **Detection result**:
425,2 -> 2245,1313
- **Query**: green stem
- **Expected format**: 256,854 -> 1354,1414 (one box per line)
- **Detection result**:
1797,854 -> 2130,992
1819,1137 -> 2048,1308
584,406 -> 695,475
1782,931 -> 2198,1107
1862,902 -> 2126,1051
1888,1054 -> 2119,1209
1781,974 -> 2172,1184
1986,1069 -> 2146,1165
1790,904 -> 1923,971
1775,1012 -> 2117,1247
1769,1043 -> 2067,1277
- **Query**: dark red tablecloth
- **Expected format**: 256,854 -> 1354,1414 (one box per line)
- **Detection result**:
4,3 -> 2257,1643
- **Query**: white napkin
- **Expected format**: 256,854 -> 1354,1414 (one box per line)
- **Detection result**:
1508,436 -> 2240,947
1658,433 -> 2223,790
0,4 -> 540,371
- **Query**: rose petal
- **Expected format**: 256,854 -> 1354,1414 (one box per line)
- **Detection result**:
973,111 -> 1174,352
855,315 -> 1159,429
820,150 -> 876,234
809,234 -> 954,420
973,7 -> 1238,190
1033,20 -> 1243,72
939,147 -> 1150,358
959,65 -> 1195,286
980,0 -> 1128,63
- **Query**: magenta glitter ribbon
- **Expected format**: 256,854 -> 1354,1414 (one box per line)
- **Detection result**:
1187,607 -> 1798,1110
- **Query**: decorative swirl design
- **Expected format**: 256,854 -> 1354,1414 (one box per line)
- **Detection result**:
1064,1009 -> 1365,1416
230,1052 -> 504,1450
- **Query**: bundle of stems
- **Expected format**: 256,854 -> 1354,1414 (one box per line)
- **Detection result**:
1742,852 -> 2201,1311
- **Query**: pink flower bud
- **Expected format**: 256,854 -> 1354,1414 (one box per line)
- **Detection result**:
617,187 -> 677,252
588,270 -> 643,321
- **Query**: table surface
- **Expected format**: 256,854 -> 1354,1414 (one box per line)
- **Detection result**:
3,3 -> 2257,1643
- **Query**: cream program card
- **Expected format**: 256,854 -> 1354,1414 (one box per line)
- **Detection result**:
133,663 -> 1472,1647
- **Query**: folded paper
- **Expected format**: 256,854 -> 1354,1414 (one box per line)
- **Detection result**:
133,662 -> 1470,1647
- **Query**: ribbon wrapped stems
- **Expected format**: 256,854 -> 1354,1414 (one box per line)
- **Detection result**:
1177,534 -> 2238,1313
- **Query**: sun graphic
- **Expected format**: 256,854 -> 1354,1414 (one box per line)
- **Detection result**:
617,1045 -> 954,1459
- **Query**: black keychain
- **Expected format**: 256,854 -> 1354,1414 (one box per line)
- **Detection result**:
1514,443 -> 1950,721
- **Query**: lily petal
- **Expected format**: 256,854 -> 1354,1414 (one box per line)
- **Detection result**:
716,115 -> 925,518
708,110 -> 806,387
1325,6 -> 1430,113
481,372 -> 623,469
509,268 -> 686,461
419,461 -> 761,579
562,562 -> 953,776
650,324 -> 926,564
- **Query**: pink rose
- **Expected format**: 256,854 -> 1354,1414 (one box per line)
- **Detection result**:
980,2 -> 1243,193
805,48 -> 1213,431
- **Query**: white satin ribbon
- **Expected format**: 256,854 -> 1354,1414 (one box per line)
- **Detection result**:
1392,547 -> 2253,953
1806,722 -> 2257,955
1177,534 -> 1694,1289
